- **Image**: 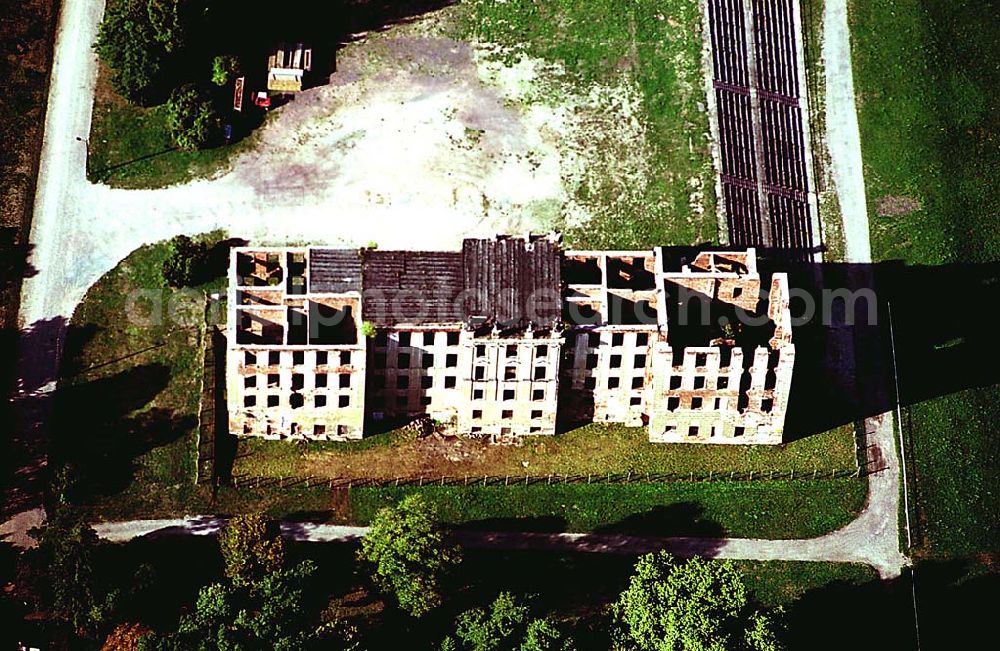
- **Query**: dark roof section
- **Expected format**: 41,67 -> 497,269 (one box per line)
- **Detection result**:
462,237 -> 562,328
362,250 -> 465,326
310,249 -> 362,293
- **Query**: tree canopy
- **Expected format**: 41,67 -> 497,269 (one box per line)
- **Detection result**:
147,0 -> 200,52
101,622 -> 153,650
148,561 -> 320,650
165,84 -> 222,151
218,513 -> 286,588
143,515 -> 347,650
161,234 -> 210,287
29,502 -> 116,637
610,552 -> 784,651
358,494 -> 461,618
442,592 -> 575,651
94,0 -> 168,104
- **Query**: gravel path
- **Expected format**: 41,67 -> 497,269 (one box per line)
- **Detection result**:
824,0 -> 872,263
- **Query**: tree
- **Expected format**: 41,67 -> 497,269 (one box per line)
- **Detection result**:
234,561 -> 319,649
358,494 -> 461,617
218,513 -> 285,588
146,557 -> 328,649
95,0 -> 167,104
148,581 -> 239,650
165,84 -> 222,151
147,0 -> 195,52
523,619 -> 574,651
610,552 -> 784,651
211,54 -> 240,86
442,592 -> 574,651
360,321 -> 377,338
102,622 -> 153,650
29,501 -> 116,637
162,235 -> 210,287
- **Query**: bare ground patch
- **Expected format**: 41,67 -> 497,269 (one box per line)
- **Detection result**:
207,6 -> 680,238
233,423 -> 859,483
875,195 -> 923,217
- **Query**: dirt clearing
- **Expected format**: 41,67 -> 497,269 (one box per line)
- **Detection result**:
209,8 -> 662,239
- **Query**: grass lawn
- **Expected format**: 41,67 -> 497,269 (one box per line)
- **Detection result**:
87,63 -> 253,189
730,559 -> 877,606
232,422 -> 858,482
346,479 -> 866,539
131,474 -> 866,541
906,390 -> 1000,558
851,0 -> 1000,560
461,0 -> 717,249
853,1 -> 1000,266
57,236 -> 228,519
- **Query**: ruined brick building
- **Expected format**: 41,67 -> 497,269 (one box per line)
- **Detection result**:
226,236 -> 794,445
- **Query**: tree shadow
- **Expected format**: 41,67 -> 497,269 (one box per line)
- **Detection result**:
1,317 -> 82,519
282,510 -> 339,525
443,549 -> 645,651
88,146 -> 177,180
210,0 -> 459,77
94,535 -> 225,631
593,502 -> 727,539
52,362 -> 195,498
0,233 -> 36,292
131,0 -> 460,142
735,252 -> 1000,441
201,237 -> 249,287
783,558 -> 999,650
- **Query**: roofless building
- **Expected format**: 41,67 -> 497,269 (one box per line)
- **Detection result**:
226,236 -> 794,444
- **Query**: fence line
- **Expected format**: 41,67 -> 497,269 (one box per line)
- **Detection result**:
226,466 -> 863,491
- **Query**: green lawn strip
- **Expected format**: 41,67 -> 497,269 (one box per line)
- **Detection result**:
87,68 -> 252,189
850,0 -> 1000,559
348,479 -> 867,539
233,422 -> 857,481
59,237 -> 228,519
93,473 -> 867,541
907,388 -> 1000,557
729,559 -> 877,607
461,0 -> 717,249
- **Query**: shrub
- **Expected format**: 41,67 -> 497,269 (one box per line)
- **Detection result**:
102,623 -> 153,650
95,0 -> 167,104
161,235 -> 209,287
165,84 -> 222,151
211,54 -> 241,86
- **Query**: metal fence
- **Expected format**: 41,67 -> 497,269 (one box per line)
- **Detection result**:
228,465 -> 862,491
